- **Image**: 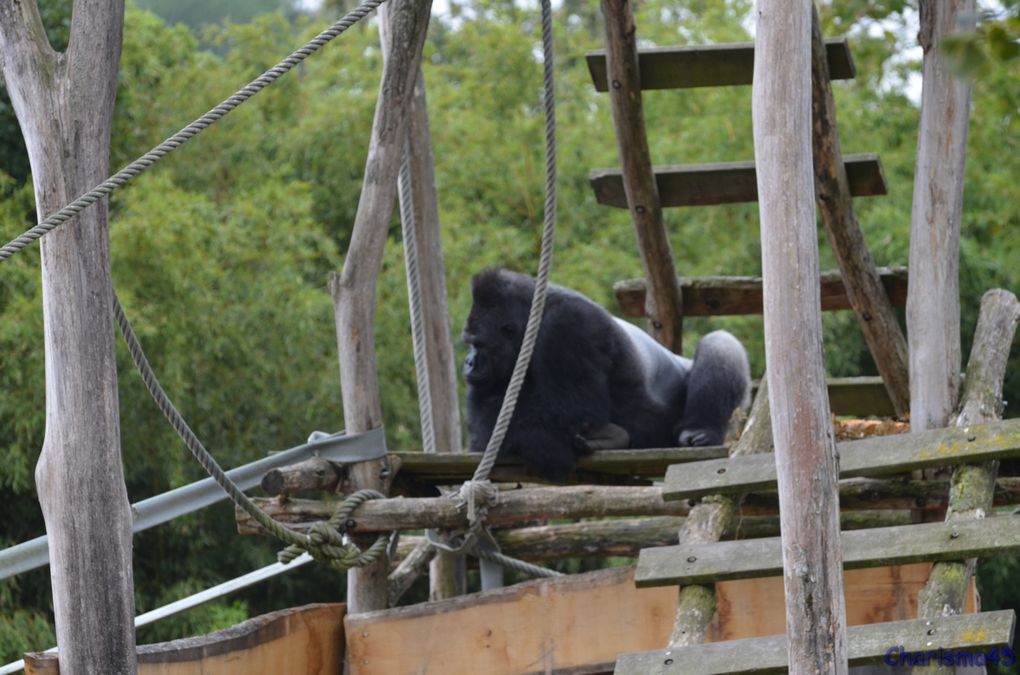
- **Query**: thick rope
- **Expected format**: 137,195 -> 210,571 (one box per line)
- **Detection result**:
398,133 -> 437,456
0,0 -> 387,263
114,293 -> 388,570
423,0 -> 560,581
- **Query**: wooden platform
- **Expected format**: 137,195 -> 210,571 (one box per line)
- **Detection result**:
614,267 -> 908,318
586,38 -> 855,91
343,564 -> 975,674
590,153 -> 886,208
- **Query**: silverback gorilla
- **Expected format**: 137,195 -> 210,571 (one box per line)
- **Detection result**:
463,268 -> 751,481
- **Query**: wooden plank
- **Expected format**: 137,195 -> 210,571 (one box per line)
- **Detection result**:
662,418 -> 1020,501
615,610 -> 1015,674
343,564 -> 961,674
614,267 -> 908,318
26,604 -> 346,675
590,154 -> 886,208
824,375 -> 897,417
586,38 -> 855,91
634,515 -> 1020,587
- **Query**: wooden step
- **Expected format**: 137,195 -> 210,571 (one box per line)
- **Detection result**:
635,515 -> 1020,587
614,610 -> 1016,674
614,266 -> 907,318
587,37 -> 856,92
662,418 -> 1020,501
590,153 -> 886,208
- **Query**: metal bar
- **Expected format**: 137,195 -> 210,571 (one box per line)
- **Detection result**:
0,428 -> 385,580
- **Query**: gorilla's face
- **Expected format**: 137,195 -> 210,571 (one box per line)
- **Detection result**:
462,304 -> 522,389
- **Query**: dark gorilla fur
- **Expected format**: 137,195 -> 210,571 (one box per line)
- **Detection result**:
463,268 -> 751,481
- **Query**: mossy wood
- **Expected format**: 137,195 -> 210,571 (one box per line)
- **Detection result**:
614,610 -> 1016,675
634,515 -> 1020,587
615,267 -> 907,317
590,153 -> 886,208
585,38 -> 855,91
662,418 -> 1020,500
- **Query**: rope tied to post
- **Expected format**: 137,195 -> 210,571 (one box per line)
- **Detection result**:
277,489 -> 392,571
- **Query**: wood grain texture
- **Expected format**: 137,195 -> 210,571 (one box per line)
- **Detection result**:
0,2 -> 136,673
663,418 -> 1020,500
907,0 -> 975,432
810,8 -> 910,417
599,0 -> 684,352
753,0 -> 847,668
332,0 -> 432,614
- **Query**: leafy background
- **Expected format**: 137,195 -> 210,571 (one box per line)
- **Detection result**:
0,0 -> 1018,666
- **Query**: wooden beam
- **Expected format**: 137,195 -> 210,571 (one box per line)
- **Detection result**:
591,153 -> 886,208
753,0 -> 846,667
585,38 -> 855,91
613,267 -> 907,318
634,515 -> 1020,587
907,0 -> 974,432
331,0 -> 432,614
810,7 -> 910,417
663,418 -> 1020,501
615,610 -> 1015,674
598,0 -> 684,352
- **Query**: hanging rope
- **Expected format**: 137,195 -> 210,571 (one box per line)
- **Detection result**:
114,293 -> 390,570
0,0 -> 387,263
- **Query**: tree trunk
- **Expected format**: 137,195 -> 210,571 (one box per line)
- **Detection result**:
752,0 -> 848,671
332,0 -> 432,614
0,1 -> 135,673
907,0 -> 974,432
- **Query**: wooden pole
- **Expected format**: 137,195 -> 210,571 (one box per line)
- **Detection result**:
907,0 -> 974,432
330,0 -> 432,614
599,0 -> 684,352
398,66 -> 466,601
809,6 -> 910,417
0,2 -> 136,673
752,0 -> 848,670
917,290 -> 1020,641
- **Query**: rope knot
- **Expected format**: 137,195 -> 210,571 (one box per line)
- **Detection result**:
455,479 -> 498,530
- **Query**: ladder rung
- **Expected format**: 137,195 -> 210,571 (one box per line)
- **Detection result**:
587,37 -> 856,92
590,154 -> 886,208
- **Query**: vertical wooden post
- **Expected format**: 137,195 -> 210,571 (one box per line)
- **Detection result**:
809,6 -> 910,417
330,0 -> 432,614
753,0 -> 847,672
398,67 -> 466,599
907,0 -> 973,432
599,0 -> 684,353
0,2 -> 136,673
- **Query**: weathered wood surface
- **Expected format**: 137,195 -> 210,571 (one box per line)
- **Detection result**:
261,456 -> 340,496
239,485 -> 693,534
907,0 -> 974,433
753,0 -> 846,668
395,45 -> 465,604
918,290 -> 1020,649
614,267 -> 908,318
0,2 -> 137,673
342,564 -> 973,675
663,418 -> 1020,500
590,153 -> 886,208
331,0 -> 432,614
585,38 -> 855,91
810,8 -> 910,418
390,445 -> 727,491
615,610 -> 1015,674
635,515 -> 1020,587
599,0 -> 684,352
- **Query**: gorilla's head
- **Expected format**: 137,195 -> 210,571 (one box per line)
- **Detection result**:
462,269 -> 532,390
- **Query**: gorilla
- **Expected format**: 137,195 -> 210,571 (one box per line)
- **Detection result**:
463,268 -> 751,482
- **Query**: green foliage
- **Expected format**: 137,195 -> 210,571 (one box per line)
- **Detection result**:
1,0 -> 1019,663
